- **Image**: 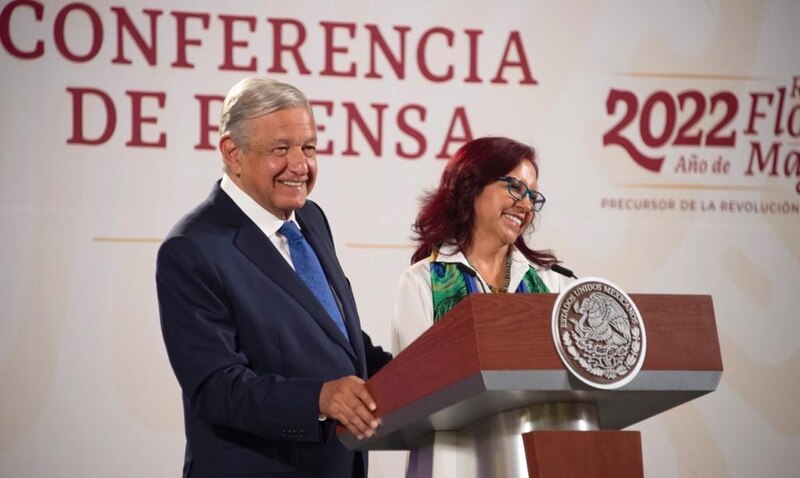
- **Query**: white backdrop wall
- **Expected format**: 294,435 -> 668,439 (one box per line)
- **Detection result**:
1,1 -> 798,476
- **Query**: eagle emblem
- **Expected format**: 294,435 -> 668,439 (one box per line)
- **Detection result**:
551,278 -> 646,389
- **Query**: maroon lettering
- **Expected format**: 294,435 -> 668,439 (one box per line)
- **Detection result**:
171,11 -> 209,68
111,7 -> 162,65
417,27 -> 454,82
342,102 -> 388,156
436,107 -> 473,158
267,18 -> 310,75
674,90 -> 705,146
491,31 -> 536,84
745,141 -> 780,176
396,104 -> 426,159
788,104 -> 800,138
773,87 -> 786,136
602,89 -> 664,172
705,91 -> 738,147
784,151 -> 799,178
319,21 -> 357,77
463,29 -> 482,83
66,87 -> 116,145
309,100 -> 334,155
744,92 -> 773,134
194,94 -> 223,150
54,2 -> 102,63
126,91 -> 166,147
639,91 -> 676,148
364,24 -> 410,79
0,0 -> 44,59
218,14 -> 256,71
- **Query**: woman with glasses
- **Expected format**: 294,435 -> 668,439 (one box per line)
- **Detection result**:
392,136 -> 567,354
390,136 -> 567,476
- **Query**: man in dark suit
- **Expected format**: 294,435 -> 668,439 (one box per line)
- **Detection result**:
156,77 -> 392,477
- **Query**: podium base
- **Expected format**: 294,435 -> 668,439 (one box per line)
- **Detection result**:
523,431 -> 644,478
408,403 -> 601,478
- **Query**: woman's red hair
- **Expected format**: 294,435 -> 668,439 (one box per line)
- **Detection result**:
411,137 -> 558,267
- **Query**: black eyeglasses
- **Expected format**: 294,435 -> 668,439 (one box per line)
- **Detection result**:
497,176 -> 546,212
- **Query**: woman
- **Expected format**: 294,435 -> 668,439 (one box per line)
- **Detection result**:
393,136 -> 567,353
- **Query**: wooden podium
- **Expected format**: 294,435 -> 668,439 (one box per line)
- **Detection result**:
340,293 -> 722,477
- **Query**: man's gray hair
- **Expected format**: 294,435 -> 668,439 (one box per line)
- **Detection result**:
220,77 -> 312,150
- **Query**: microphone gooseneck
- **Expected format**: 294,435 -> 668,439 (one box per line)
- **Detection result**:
550,264 -> 578,280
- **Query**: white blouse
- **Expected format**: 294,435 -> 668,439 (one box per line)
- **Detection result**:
391,243 -> 567,354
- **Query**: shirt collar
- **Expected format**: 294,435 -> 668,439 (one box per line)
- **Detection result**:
434,242 -> 527,264
434,242 -> 532,289
220,173 -> 297,236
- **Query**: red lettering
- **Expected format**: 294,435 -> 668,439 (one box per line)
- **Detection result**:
267,18 -> 310,75
309,100 -> 334,155
784,151 -> 799,178
66,87 -> 116,145
602,89 -> 664,172
745,141 -> 780,176
110,7 -> 162,65
0,0 -> 44,59
342,102 -> 388,156
463,29 -> 482,83
364,24 -> 410,79
788,104 -> 800,138
218,14 -> 256,71
491,31 -> 536,84
54,3 -> 102,63
744,92 -> 773,134
171,12 -> 209,68
126,91 -> 166,147
436,107 -> 473,158
417,27 -> 454,82
319,21 -> 356,77
773,87 -> 786,136
396,104 -> 426,159
195,94 -> 224,150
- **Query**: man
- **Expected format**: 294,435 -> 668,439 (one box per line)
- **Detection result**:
156,77 -> 392,477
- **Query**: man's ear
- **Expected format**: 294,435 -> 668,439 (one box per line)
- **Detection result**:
220,135 -> 241,176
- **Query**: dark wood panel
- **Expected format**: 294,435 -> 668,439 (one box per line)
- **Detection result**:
366,300 -> 482,416
524,431 -> 644,478
363,293 -> 721,422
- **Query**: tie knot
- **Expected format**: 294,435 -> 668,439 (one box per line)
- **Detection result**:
279,220 -> 303,242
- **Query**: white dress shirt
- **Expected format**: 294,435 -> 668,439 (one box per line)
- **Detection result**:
392,242 -> 567,354
391,242 -> 568,477
220,173 -> 298,270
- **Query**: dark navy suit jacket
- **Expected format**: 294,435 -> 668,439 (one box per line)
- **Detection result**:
156,183 -> 391,477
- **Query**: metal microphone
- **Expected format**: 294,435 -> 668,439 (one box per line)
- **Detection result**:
550,264 -> 578,280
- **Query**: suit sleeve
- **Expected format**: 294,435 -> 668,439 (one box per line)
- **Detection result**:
156,235 -> 327,443
361,331 -> 392,378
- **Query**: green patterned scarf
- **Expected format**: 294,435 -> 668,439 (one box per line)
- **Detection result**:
431,257 -> 550,323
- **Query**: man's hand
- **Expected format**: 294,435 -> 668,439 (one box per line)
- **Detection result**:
319,376 -> 379,440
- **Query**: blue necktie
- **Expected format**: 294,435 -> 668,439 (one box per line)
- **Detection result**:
278,221 -> 350,341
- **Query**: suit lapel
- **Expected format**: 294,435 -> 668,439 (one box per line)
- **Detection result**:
297,207 -> 366,370
210,185 -> 357,359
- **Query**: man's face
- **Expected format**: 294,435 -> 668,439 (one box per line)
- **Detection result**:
222,107 -> 318,219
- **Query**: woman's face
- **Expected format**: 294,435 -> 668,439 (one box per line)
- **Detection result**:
472,159 -> 538,247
